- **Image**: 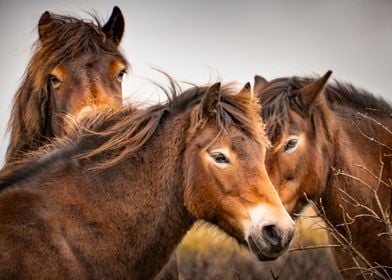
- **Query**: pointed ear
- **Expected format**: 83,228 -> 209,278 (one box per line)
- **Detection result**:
102,6 -> 124,46
200,82 -> 221,119
235,82 -> 252,104
38,11 -> 55,41
295,70 -> 332,106
253,75 -> 269,96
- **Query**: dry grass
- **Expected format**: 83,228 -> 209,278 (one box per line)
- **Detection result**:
176,206 -> 342,280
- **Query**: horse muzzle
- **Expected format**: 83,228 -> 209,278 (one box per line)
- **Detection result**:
246,223 -> 294,261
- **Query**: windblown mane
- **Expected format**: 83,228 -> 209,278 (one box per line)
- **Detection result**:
74,80 -> 266,168
0,79 -> 266,189
259,76 -> 392,142
6,13 -> 128,163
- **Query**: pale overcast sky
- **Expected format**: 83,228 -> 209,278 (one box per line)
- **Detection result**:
0,0 -> 391,164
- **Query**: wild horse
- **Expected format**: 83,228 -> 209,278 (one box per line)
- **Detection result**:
254,71 -> 392,278
0,82 -> 294,279
5,6 -> 128,166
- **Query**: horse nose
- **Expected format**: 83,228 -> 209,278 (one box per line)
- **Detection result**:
262,224 -> 294,253
262,224 -> 281,247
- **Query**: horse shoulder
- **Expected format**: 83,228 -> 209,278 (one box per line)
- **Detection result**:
0,184 -> 86,277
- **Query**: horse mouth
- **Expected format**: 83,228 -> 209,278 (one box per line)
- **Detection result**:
247,236 -> 278,261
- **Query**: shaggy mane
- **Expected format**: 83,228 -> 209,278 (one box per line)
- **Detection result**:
259,75 -> 392,142
73,79 -> 266,168
0,78 -> 267,188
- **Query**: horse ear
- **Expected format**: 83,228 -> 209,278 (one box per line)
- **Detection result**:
38,11 -> 55,41
200,82 -> 221,119
102,6 -> 124,46
253,75 -> 269,97
296,70 -> 333,106
235,82 -> 252,104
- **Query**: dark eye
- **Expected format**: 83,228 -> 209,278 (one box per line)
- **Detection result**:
49,75 -> 61,89
117,68 -> 127,81
211,152 -> 230,164
284,138 -> 299,153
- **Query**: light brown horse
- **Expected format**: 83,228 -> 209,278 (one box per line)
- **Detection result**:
5,6 -> 128,166
0,82 -> 294,279
254,71 -> 392,278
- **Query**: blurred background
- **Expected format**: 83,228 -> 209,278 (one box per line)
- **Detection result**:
0,1 -> 391,278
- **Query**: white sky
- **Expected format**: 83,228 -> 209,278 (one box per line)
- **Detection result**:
0,0 -> 391,164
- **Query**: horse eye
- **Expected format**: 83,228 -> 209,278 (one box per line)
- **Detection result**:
49,75 -> 61,89
211,152 -> 230,164
283,138 -> 299,153
117,68 -> 127,82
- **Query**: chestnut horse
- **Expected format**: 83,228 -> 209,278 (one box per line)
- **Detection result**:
254,71 -> 392,278
0,82 -> 294,279
5,7 -> 128,166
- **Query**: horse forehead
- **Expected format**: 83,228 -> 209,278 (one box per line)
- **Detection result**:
234,137 -> 264,160
217,128 -> 262,157
201,124 -> 241,139
58,59 -> 118,82
61,53 -> 116,69
286,110 -> 311,134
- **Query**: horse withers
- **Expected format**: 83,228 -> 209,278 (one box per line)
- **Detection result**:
0,81 -> 294,279
254,71 -> 392,278
5,6 -> 128,166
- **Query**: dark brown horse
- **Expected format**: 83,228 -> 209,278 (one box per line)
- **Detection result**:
5,6 -> 128,166
0,82 -> 294,279
254,71 -> 392,278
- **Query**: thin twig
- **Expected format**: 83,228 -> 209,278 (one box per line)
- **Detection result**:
358,112 -> 392,136
353,120 -> 392,152
289,244 -> 341,252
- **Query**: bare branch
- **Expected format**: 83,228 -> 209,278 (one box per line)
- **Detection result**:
353,120 -> 392,152
289,244 -> 341,252
358,112 -> 392,136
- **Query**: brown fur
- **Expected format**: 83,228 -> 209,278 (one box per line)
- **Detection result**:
5,7 -> 128,166
0,81 -> 293,279
255,72 -> 392,278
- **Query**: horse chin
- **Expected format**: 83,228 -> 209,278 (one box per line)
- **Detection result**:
247,236 -> 274,261
246,235 -> 288,262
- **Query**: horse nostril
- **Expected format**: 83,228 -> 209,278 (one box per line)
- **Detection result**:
262,224 -> 282,247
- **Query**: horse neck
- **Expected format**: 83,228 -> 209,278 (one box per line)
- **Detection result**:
317,100 -> 392,270
95,112 -> 194,278
330,103 -> 392,175
321,103 -> 391,227
5,82 -> 53,166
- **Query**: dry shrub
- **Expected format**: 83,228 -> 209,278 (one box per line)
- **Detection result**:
176,211 -> 342,280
